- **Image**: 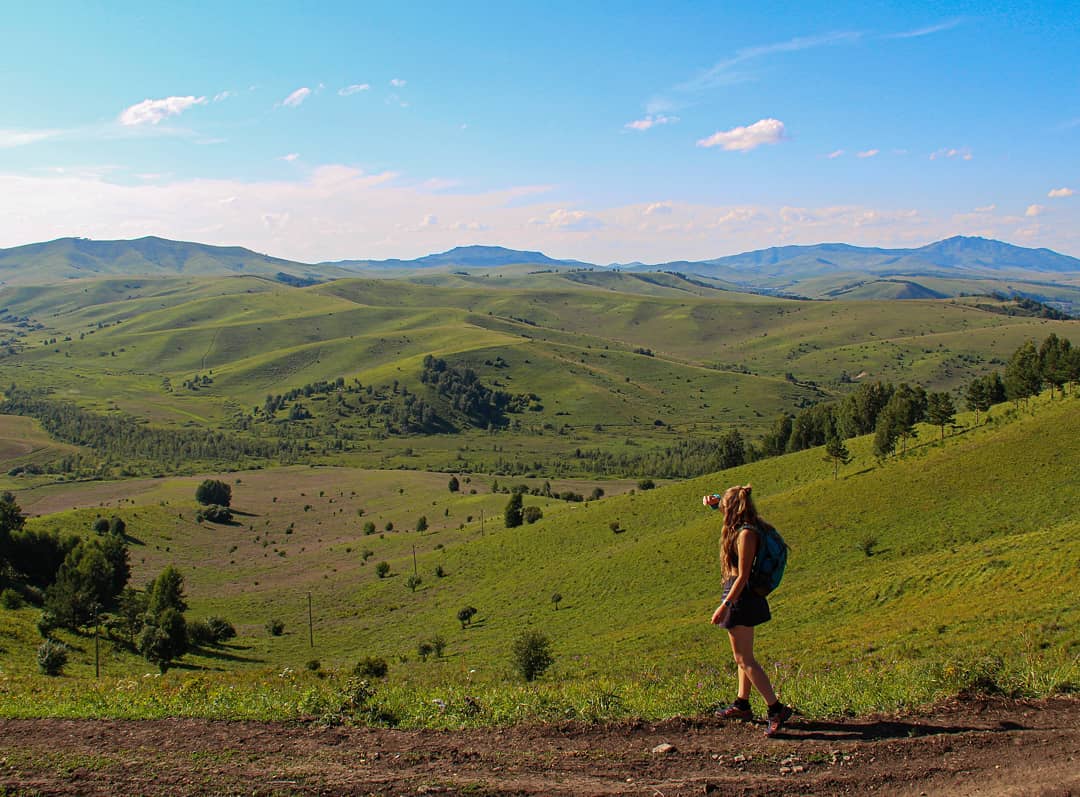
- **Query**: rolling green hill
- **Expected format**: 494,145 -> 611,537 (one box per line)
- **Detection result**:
0,392 -> 1075,723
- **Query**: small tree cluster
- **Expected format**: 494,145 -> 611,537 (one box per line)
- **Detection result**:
457,605 -> 477,628
195,479 -> 232,507
511,629 -> 554,681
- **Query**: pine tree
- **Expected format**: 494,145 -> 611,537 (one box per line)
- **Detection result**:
926,391 -> 957,441
823,435 -> 852,480
504,492 -> 524,528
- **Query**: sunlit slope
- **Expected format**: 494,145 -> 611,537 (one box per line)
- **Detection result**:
3,274 -> 1076,432
13,396 -> 1071,681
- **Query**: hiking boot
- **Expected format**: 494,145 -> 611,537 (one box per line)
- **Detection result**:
715,702 -> 754,721
764,704 -> 793,737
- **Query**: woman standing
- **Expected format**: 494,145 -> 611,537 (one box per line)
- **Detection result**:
705,484 -> 793,737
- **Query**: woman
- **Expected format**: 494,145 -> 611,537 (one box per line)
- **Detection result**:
705,484 -> 793,737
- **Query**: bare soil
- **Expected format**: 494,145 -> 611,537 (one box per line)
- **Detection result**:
1,696 -> 1077,796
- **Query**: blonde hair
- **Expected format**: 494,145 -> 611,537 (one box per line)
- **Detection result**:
719,484 -> 769,577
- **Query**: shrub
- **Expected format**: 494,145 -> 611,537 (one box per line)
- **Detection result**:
187,618 -> 216,647
405,574 -> 422,592
195,479 -> 232,507
375,561 -> 391,579
266,618 -> 285,636
204,616 -> 236,643
1,588 -> 24,610
353,656 -> 389,679
637,479 -> 656,491
858,536 -> 879,557
448,476 -> 460,493
199,505 -> 233,524
511,629 -> 554,681
457,606 -> 477,628
305,659 -> 321,671
431,634 -> 446,658
362,521 -> 376,535
417,641 -> 434,662
504,493 -> 523,528
37,638 -> 68,676
92,517 -> 110,534
37,609 -> 58,638
523,506 -> 543,524
434,564 -> 446,578
416,515 -> 428,532
551,593 -> 562,611
109,516 -> 126,536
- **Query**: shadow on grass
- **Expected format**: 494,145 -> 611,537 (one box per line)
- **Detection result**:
773,716 -> 1027,741
190,645 -> 266,665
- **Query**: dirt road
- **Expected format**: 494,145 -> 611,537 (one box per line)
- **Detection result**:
1,696 -> 1076,795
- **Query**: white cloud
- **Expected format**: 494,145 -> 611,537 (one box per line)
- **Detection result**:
338,83 -> 370,96
856,149 -> 879,159
930,147 -> 973,161
532,209 -> 604,232
1025,204 -> 1046,217
390,78 -> 407,88
0,128 -> 60,148
973,204 -> 996,213
420,214 -> 438,228
826,149 -> 845,159
625,114 -> 679,131
697,118 -> 785,151
2,165 -> 1078,264
213,91 -> 235,102
280,153 -> 300,162
1048,187 -> 1075,198
281,87 -> 311,108
119,96 -> 206,126
644,201 -> 674,216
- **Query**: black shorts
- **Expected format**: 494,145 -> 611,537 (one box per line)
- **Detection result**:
721,578 -> 771,629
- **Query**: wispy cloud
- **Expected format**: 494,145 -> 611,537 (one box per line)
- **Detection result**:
930,147 -> 973,161
119,96 -> 206,126
213,90 -> 235,102
1025,204 -> 1046,217
0,128 -> 61,148
280,153 -> 300,162
390,78 -> 407,88
280,87 -> 311,108
644,201 -> 674,216
1048,187 -> 1075,198
856,149 -> 880,159
531,208 -> 604,232
697,118 -> 785,152
676,31 -> 861,94
338,83 -> 370,96
886,18 -> 964,39
826,149 -> 845,159
625,114 -> 679,131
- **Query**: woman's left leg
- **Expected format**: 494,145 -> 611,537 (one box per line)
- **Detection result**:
727,625 -> 777,705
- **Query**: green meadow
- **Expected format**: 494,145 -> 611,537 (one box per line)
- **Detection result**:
1,391 -> 1075,724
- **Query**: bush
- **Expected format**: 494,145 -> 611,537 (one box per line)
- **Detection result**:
523,506 -> 543,524
375,561 -> 391,578
92,517 -> 110,534
195,479 -> 232,507
353,656 -> 389,679
187,619 -> 216,647
457,606 -> 477,628
416,515 -> 428,532
266,618 -> 285,636
511,629 -> 554,681
204,616 -> 236,643
305,659 -> 321,671
196,504 -> 233,524
417,641 -> 434,662
637,479 -> 656,491
37,610 -> 58,638
37,638 -> 68,676
405,574 -> 422,592
1,588 -> 24,610
431,634 -> 446,658
858,536 -> 879,557
362,521 -> 376,535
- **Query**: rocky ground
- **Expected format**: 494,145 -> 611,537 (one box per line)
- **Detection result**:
1,696 -> 1077,795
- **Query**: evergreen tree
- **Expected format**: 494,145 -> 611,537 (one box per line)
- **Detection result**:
926,391 -> 957,441
823,435 -> 852,480
1004,340 -> 1042,406
195,479 -> 232,507
761,414 -> 793,456
504,492 -> 524,528
146,565 -> 188,616
964,377 -> 992,425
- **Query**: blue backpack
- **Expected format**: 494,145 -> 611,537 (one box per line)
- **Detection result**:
745,523 -> 788,597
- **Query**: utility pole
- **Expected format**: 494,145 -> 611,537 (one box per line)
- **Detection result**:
93,604 -> 101,678
307,592 -> 314,649
412,544 -> 418,576
480,509 -> 485,536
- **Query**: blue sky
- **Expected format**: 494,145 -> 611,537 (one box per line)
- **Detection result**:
1,0 -> 1077,263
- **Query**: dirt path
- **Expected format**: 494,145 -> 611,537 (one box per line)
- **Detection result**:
1,696 -> 1077,796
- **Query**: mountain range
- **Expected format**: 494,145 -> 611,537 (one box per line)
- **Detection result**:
1,234 -> 1078,308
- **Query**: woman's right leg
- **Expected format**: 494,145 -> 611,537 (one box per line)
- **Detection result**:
727,626 -> 777,705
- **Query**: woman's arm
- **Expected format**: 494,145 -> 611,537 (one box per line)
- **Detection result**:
710,528 -> 758,625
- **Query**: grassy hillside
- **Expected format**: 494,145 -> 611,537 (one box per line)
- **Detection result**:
1,392 -> 1075,722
